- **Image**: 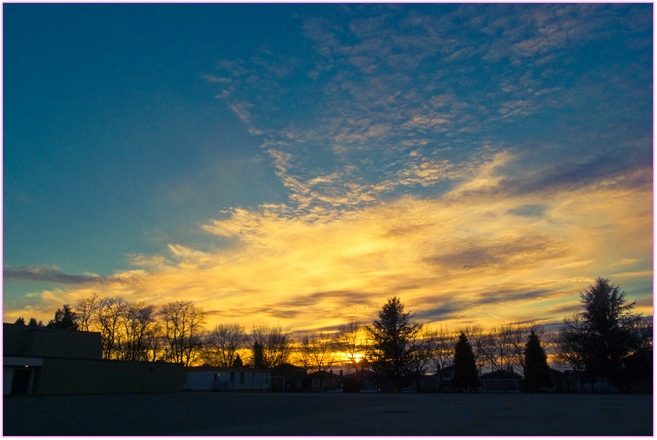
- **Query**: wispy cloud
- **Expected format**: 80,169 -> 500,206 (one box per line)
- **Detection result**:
6,150 -> 651,329
200,4 -> 651,223
4,266 -> 134,286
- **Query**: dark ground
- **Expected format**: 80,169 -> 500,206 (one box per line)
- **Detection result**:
3,391 -> 653,436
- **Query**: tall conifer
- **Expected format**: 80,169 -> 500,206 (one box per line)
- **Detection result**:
523,330 -> 552,392
453,332 -> 478,392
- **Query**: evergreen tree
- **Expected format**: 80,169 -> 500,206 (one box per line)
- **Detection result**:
367,297 -> 421,392
13,317 -> 25,326
28,318 -> 42,327
557,278 -> 646,390
253,342 -> 265,368
47,305 -> 79,330
452,332 -> 478,392
523,330 -> 552,392
232,354 -> 243,368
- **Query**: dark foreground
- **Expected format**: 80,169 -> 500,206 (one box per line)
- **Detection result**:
3,392 -> 653,436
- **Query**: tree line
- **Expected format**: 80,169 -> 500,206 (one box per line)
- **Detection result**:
15,277 -> 652,392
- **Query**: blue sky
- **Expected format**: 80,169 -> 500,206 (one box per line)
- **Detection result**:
3,3 -> 653,331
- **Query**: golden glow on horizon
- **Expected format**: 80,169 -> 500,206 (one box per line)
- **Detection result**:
5,153 -> 652,332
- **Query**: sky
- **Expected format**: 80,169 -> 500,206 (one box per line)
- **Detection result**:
3,3 -> 653,334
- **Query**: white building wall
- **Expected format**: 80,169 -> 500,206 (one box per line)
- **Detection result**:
184,371 -> 220,391
184,369 -> 271,392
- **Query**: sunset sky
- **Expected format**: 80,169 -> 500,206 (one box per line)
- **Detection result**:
3,3 -> 653,333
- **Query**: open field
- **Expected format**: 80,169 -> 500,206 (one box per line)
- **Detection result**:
3,392 -> 652,436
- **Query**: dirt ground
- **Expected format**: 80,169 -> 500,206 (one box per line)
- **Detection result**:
3,391 -> 653,436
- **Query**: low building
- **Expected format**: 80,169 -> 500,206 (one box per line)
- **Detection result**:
342,369 -> 377,393
480,369 -> 523,393
3,323 -> 183,395
303,370 -> 342,391
271,363 -> 307,392
184,366 -> 271,392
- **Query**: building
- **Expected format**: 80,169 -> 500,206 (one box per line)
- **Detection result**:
3,323 -> 183,395
479,369 -> 523,393
184,366 -> 271,392
271,363 -> 307,392
303,370 -> 342,391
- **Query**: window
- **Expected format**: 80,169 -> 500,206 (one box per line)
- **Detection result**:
240,372 -> 245,384
230,372 -> 235,381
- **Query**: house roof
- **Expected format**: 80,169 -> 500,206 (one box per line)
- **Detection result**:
185,366 -> 271,373
480,369 -> 523,380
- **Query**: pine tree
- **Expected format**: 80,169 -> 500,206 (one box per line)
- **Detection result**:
557,278 -> 646,390
253,342 -> 265,368
523,330 -> 552,392
46,305 -> 79,330
28,318 -> 42,327
452,332 -> 478,392
367,297 -> 421,392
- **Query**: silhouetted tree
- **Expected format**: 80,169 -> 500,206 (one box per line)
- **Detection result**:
253,342 -> 265,368
459,325 -> 488,375
160,300 -> 206,366
249,323 -> 292,368
115,302 -> 158,361
453,332 -> 478,392
96,297 -> 128,359
14,317 -> 25,326
523,330 -> 552,392
297,332 -> 336,389
557,278 -> 646,390
75,292 -> 100,332
430,326 -> 456,386
486,323 -> 529,374
335,321 -> 370,386
407,329 -> 436,391
27,317 -> 42,327
201,323 -> 246,367
232,354 -> 243,367
47,304 -> 79,330
367,297 -> 421,392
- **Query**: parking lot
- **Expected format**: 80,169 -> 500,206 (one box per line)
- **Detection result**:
3,392 -> 652,436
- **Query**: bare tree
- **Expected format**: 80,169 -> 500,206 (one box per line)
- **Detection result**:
75,292 -> 100,332
115,302 -> 158,362
143,321 -> 167,362
97,297 -> 128,359
201,323 -> 246,367
430,326 -> 456,376
297,332 -> 336,389
459,325 -> 489,375
334,321 -> 370,377
407,329 -> 436,391
487,323 -> 528,374
249,323 -> 293,368
159,300 -> 206,366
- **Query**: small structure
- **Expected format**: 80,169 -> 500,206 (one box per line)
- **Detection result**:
341,369 -> 377,393
184,366 -> 271,392
3,323 -> 183,395
548,368 -> 565,392
303,370 -> 341,392
270,363 -> 307,392
432,366 -> 455,392
480,369 -> 523,393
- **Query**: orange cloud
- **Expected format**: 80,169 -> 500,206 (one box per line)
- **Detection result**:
5,154 -> 652,333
